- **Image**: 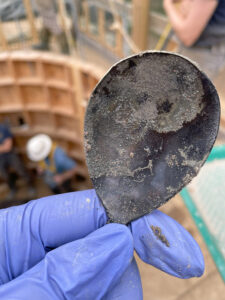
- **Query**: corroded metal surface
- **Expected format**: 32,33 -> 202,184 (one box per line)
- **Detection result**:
84,51 -> 220,224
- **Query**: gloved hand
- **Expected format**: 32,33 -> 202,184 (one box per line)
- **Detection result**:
0,190 -> 204,299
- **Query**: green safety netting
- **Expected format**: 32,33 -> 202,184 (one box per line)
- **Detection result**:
180,145 -> 225,282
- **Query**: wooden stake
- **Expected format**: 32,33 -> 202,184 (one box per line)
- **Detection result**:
83,1 -> 89,34
23,0 -> 38,44
98,8 -> 105,44
0,21 -> 8,51
132,0 -> 150,51
58,0 -> 73,55
115,18 -> 123,57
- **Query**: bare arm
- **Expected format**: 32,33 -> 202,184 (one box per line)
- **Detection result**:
60,166 -> 77,182
163,0 -> 218,46
53,166 -> 77,184
0,138 -> 13,153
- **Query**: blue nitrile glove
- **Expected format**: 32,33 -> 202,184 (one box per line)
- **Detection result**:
0,190 -> 204,299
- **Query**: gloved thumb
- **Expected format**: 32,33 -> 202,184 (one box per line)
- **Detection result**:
0,224 -> 134,300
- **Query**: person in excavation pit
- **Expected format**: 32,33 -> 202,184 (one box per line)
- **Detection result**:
0,122 -> 35,200
163,0 -> 225,80
26,133 -> 77,194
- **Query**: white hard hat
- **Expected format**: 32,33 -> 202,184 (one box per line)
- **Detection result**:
26,134 -> 52,162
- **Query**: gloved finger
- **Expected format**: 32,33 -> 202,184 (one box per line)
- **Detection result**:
103,257 -> 143,300
0,224 -> 134,300
130,209 -> 204,279
0,190 -> 107,284
0,189 -> 204,284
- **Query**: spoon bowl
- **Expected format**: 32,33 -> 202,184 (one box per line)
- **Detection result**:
84,51 -> 220,224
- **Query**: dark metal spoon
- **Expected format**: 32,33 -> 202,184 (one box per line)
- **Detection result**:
84,51 -> 220,224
